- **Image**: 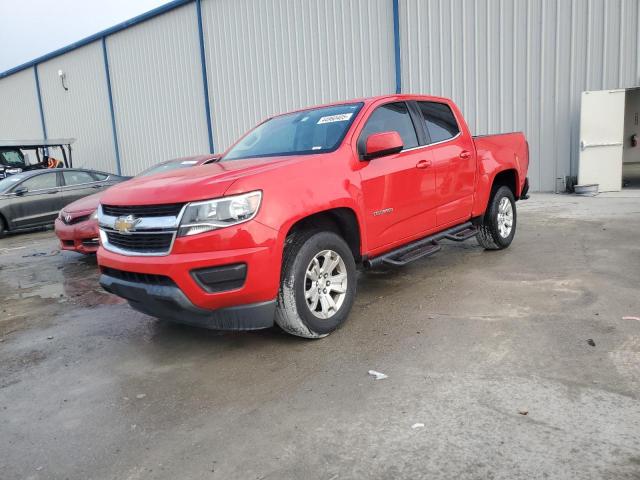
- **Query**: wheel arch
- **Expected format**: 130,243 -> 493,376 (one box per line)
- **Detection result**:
0,211 -> 8,232
283,207 -> 363,263
491,168 -> 520,199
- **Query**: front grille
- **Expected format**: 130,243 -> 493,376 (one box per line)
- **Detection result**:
102,203 -> 184,218
105,231 -> 173,253
101,267 -> 175,286
63,214 -> 91,225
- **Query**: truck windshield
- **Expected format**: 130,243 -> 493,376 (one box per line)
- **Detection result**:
224,103 -> 363,161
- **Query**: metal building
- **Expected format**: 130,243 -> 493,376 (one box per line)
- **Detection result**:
1,0 -> 639,190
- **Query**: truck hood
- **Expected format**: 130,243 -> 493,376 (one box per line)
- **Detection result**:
99,156 -> 301,205
62,192 -> 103,214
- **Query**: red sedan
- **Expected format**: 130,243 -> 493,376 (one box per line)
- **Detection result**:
55,155 -> 218,254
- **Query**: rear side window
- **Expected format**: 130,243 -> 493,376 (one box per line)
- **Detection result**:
91,172 -> 109,181
418,102 -> 460,143
359,102 -> 419,152
19,173 -> 57,191
63,171 -> 96,186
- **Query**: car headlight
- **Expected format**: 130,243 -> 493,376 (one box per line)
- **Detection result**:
178,190 -> 262,236
90,210 -> 98,220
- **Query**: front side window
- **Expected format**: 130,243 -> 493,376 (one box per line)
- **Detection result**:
359,102 -> 419,152
63,171 -> 96,186
418,102 -> 460,143
224,103 -> 363,161
19,173 -> 57,192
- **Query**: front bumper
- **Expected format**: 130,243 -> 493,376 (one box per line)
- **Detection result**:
97,220 -> 281,328
99,273 -> 275,330
55,218 -> 100,254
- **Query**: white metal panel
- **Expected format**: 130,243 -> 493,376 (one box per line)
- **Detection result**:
0,68 -> 42,139
201,0 -> 396,150
400,0 -> 640,191
106,3 -> 209,175
578,89 -> 625,191
38,42 -> 116,173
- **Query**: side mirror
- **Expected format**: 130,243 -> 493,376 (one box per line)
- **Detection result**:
363,131 -> 404,160
14,186 -> 28,196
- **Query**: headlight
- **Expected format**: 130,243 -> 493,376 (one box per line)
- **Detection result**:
178,191 -> 262,236
90,210 -> 98,220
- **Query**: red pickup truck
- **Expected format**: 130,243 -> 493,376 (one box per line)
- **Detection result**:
98,95 -> 529,338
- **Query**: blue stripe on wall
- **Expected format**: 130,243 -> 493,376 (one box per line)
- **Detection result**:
196,0 -> 215,153
102,38 -> 122,175
33,65 -> 47,139
392,0 -> 402,94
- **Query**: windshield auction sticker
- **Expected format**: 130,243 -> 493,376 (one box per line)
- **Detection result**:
317,113 -> 353,124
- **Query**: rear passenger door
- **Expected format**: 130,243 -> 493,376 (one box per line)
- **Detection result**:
416,101 -> 476,227
357,102 -> 437,252
61,170 -> 105,207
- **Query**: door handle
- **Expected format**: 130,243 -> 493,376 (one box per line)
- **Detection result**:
459,150 -> 472,160
416,159 -> 432,169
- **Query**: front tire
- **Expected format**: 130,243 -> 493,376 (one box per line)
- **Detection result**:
0,216 -> 7,239
275,230 -> 357,338
477,185 -> 517,250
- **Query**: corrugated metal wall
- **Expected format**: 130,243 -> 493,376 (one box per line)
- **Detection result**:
106,2 -> 209,175
0,68 -> 43,140
38,42 -> 116,173
200,0 -> 396,150
1,0 -> 639,189
399,0 -> 640,192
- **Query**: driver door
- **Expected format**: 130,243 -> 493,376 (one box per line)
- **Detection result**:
8,172 -> 64,229
357,102 -> 437,254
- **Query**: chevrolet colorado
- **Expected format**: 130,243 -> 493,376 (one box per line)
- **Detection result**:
97,95 -> 529,338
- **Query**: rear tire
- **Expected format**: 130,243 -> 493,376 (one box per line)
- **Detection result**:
275,230 -> 357,338
477,185 -> 516,250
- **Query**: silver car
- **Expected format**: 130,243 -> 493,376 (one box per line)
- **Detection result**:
0,168 -> 126,237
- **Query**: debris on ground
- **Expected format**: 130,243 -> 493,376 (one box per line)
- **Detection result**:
411,423 -> 425,429
46,336 -> 54,340
368,370 -> 388,380
518,408 -> 529,416
135,394 -> 146,399
587,339 -> 596,347
22,250 -> 59,258
622,316 -> 640,321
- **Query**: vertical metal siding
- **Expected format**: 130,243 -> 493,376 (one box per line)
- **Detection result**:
400,0 -> 640,191
106,3 -> 209,175
200,0 -> 396,150
38,42 -> 116,173
0,69 -> 43,139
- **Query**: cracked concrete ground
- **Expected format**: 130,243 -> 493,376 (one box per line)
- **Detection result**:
1,193 -> 639,480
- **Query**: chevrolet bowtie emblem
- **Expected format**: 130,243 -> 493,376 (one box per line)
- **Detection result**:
114,215 -> 141,234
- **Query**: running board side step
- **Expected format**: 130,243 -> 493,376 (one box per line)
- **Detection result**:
363,222 -> 477,268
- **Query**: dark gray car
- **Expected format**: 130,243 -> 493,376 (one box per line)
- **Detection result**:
0,169 -> 126,237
